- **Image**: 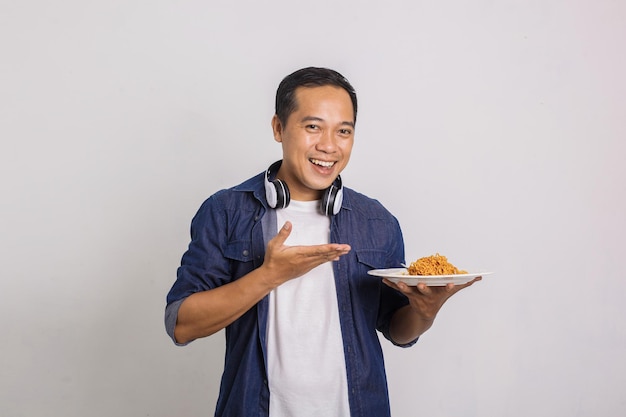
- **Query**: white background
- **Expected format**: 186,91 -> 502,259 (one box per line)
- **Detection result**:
2,1 -> 625,416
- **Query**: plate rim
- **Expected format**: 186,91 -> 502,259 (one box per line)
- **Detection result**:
367,268 -> 493,279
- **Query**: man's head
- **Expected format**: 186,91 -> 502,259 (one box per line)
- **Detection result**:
275,67 -> 358,126
271,67 -> 357,202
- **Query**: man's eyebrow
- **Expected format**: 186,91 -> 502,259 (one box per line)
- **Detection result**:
300,116 -> 324,124
300,116 -> 355,128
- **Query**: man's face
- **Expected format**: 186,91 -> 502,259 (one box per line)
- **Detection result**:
271,85 -> 355,201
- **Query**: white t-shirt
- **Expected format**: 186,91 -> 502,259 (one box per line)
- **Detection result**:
267,200 -> 351,417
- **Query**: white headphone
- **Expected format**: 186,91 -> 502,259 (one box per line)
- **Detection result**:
264,160 -> 343,216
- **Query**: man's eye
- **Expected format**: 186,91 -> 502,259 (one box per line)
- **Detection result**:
339,129 -> 352,135
306,124 -> 319,129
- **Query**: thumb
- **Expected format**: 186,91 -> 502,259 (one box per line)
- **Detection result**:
272,221 -> 292,246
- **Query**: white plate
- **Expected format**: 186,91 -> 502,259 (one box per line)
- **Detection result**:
368,268 -> 492,286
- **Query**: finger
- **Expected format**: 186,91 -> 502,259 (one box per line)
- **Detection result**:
454,276 -> 482,291
271,221 -> 292,246
417,282 -> 431,295
385,280 -> 412,295
310,244 -> 351,260
382,278 -> 401,291
327,249 -> 350,262
327,244 -> 351,257
335,244 -> 351,253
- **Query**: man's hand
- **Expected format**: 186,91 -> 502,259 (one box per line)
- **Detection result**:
261,221 -> 351,287
383,276 -> 482,344
385,277 -> 482,320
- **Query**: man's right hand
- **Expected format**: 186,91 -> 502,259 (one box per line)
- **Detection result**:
260,221 -> 352,287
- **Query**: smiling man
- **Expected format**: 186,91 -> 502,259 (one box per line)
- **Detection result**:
165,67 -> 479,417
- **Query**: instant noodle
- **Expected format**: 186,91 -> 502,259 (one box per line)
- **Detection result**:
406,253 -> 467,276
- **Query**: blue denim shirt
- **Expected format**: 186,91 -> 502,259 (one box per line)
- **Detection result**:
165,171 -> 416,417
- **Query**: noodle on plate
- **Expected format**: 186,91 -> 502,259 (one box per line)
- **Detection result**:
406,253 -> 467,276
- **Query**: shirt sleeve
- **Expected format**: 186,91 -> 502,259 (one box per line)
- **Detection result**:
376,214 -> 419,348
164,298 -> 189,346
164,193 -> 232,345
166,194 -> 231,306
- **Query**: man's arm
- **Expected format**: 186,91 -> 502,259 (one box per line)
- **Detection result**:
384,278 -> 481,345
174,221 -> 351,344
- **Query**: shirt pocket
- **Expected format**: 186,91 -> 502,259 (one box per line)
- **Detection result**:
224,239 -> 254,263
355,249 -> 388,271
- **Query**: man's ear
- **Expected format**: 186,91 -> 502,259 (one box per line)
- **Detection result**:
271,114 -> 283,143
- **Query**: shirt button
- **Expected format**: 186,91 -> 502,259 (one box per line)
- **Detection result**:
242,250 -> 249,257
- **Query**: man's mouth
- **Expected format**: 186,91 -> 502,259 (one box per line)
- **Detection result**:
310,158 -> 335,168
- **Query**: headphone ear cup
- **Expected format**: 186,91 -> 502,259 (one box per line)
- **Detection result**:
265,161 -> 291,209
265,178 -> 278,208
320,188 -> 333,216
273,179 -> 290,209
331,187 -> 343,215
320,182 -> 343,216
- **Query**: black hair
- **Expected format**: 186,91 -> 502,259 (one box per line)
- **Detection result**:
275,67 -> 358,126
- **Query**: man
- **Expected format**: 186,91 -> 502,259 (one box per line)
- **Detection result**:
165,67 -> 480,417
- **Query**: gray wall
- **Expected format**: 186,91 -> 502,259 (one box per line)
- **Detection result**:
2,1 -> 625,416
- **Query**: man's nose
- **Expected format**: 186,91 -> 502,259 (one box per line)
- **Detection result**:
316,130 -> 337,152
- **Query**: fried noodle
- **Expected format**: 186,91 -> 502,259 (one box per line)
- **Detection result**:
406,253 -> 467,275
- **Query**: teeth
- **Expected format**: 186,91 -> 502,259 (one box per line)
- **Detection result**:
310,159 -> 334,168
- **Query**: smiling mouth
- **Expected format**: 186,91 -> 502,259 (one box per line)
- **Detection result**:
310,158 -> 335,168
